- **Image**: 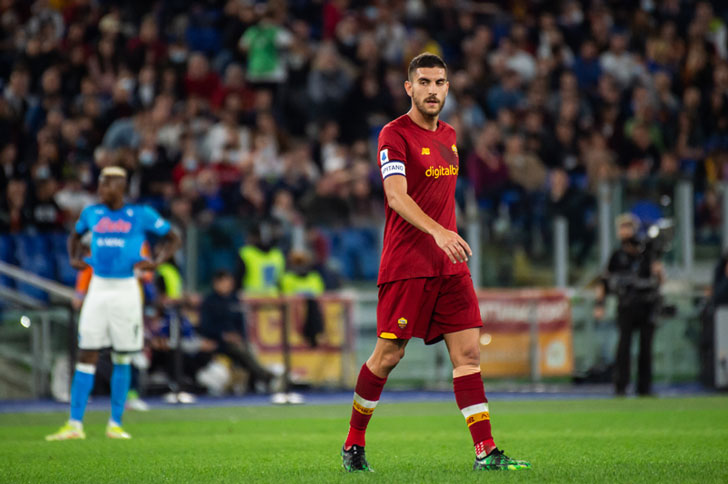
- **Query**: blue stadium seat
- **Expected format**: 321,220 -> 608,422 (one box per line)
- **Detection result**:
0,235 -> 16,289
322,227 -> 379,281
500,189 -> 522,209
630,201 -> 663,228
13,233 -> 53,302
51,232 -> 76,286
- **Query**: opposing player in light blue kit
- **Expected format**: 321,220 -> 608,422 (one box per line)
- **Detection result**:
46,166 -> 181,440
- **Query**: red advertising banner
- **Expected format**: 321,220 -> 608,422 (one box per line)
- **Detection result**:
476,289 -> 573,378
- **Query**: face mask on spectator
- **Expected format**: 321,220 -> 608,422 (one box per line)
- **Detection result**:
184,157 -> 198,171
36,165 -> 51,180
170,50 -> 187,63
139,149 -> 156,166
80,169 -> 92,187
120,78 -> 135,92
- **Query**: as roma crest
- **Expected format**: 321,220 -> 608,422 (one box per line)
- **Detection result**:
397,317 -> 408,329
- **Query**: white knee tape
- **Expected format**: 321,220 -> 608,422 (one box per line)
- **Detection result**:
453,364 -> 481,378
111,353 -> 132,365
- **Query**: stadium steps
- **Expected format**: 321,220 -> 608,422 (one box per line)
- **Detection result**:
0,357 -> 33,399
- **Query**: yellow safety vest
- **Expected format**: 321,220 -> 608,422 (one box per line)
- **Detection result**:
157,262 -> 183,299
280,271 -> 325,296
239,245 -> 285,296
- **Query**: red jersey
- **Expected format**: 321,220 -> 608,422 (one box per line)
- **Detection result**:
377,114 -> 469,285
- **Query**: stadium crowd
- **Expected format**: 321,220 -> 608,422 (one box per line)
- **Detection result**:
1,0 -> 728,280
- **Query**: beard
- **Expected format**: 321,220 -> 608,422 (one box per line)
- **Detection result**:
413,95 -> 445,119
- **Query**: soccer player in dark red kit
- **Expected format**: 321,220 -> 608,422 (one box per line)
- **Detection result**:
340,53 -> 531,472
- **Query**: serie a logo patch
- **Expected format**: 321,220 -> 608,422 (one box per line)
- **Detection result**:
398,317 -> 408,329
380,149 -> 389,163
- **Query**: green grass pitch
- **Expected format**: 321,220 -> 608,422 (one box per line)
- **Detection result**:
1,396 -> 727,483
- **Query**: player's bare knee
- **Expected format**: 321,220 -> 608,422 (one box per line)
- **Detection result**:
453,346 -> 481,369
370,352 -> 400,374
368,345 -> 405,375
78,350 -> 99,365
382,350 -> 404,371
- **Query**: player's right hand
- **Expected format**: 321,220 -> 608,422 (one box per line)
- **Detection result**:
593,305 -> 605,320
432,228 -> 472,263
70,258 -> 90,270
134,260 -> 158,271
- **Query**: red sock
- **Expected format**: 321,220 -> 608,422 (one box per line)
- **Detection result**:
453,372 -> 495,457
344,363 -> 387,448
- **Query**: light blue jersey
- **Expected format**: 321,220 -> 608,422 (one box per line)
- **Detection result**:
75,204 -> 171,278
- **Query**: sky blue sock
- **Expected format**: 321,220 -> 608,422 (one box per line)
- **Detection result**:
110,363 -> 131,425
69,365 -> 95,422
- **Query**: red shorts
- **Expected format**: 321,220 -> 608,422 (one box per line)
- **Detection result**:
377,273 -> 482,345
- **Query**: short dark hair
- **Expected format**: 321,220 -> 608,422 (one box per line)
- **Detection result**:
213,269 -> 233,281
408,53 -> 447,80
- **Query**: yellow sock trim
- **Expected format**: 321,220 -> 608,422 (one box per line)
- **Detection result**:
466,411 -> 491,426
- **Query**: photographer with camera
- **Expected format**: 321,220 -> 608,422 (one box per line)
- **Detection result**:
594,213 -> 666,396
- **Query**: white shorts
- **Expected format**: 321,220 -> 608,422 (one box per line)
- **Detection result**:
78,276 -> 143,352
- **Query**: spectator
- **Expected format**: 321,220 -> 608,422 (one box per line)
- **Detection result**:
303,172 -> 351,227
584,131 -> 618,192
184,53 -> 221,104
30,178 -> 63,232
236,223 -> 285,296
0,143 -> 24,190
547,169 -> 596,264
486,69 -> 524,116
504,133 -> 546,194
238,8 -> 293,87
55,175 -> 96,221
600,30 -> 642,90
623,122 -> 661,176
198,269 -> 277,392
203,96 -> 251,165
572,38 -> 601,93
467,124 -> 509,207
0,178 -> 31,233
211,63 -> 255,112
3,65 -> 31,122
126,15 -> 167,72
307,42 -> 353,124
281,250 -> 325,347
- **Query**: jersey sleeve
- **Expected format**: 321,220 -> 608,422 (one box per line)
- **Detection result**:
141,205 -> 171,236
74,206 -> 91,234
378,125 -> 407,180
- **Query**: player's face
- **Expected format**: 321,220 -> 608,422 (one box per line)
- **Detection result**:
618,223 -> 635,241
98,175 -> 126,206
405,67 -> 449,118
214,275 -> 235,295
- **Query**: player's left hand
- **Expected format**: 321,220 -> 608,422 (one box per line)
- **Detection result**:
70,258 -> 90,271
134,260 -> 158,271
432,227 -> 472,263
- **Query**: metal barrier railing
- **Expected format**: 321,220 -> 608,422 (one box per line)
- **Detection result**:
0,261 -> 76,399
0,261 -> 76,301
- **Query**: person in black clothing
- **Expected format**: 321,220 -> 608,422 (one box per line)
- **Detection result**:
594,213 -> 665,396
198,269 -> 275,392
711,253 -> 728,306
0,178 -> 32,233
699,252 -> 728,386
546,168 -> 596,265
